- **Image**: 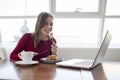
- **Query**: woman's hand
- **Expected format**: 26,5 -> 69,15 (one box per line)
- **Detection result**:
51,42 -> 58,55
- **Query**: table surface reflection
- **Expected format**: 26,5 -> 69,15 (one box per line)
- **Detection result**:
0,60 -> 120,80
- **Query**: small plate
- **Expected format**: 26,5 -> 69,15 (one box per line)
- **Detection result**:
41,58 -> 63,64
15,61 -> 39,66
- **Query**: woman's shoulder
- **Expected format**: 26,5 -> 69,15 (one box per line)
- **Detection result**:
21,33 -> 32,39
23,33 -> 31,37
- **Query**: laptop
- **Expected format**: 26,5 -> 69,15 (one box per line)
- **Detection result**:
56,30 -> 112,69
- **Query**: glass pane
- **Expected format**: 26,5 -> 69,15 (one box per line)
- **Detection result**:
0,18 -> 36,42
104,18 -> 120,44
27,0 -> 49,15
0,0 -> 24,16
0,18 -> 100,46
0,0 -> 49,16
53,18 -> 100,46
56,0 -> 99,12
106,0 -> 120,15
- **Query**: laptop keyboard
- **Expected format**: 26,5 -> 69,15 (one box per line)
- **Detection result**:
74,60 -> 93,66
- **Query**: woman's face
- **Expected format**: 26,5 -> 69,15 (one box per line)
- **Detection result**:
41,17 -> 53,36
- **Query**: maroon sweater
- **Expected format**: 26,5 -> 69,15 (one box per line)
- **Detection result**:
10,33 -> 56,61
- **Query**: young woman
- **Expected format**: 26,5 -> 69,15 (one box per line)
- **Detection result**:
10,12 -> 58,61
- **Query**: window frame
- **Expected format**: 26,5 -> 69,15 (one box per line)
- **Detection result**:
50,0 -> 107,45
0,0 -> 120,45
50,0 -> 105,18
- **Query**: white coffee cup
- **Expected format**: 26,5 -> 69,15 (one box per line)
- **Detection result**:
18,51 -> 34,63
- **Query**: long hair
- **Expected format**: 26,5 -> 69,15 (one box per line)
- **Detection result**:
32,12 -> 54,48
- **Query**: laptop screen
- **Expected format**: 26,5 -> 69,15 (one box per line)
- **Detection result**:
92,30 -> 112,67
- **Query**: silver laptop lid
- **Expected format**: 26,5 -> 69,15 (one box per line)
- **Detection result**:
92,30 -> 112,67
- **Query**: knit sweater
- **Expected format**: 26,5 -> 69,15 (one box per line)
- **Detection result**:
10,33 -> 56,61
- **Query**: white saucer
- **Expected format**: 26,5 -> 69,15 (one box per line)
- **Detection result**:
15,61 -> 39,66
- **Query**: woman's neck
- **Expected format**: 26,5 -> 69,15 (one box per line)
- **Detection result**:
39,35 -> 49,41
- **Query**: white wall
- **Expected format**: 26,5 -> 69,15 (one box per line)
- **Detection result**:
0,42 -> 120,61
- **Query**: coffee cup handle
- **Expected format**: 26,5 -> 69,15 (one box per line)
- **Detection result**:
18,53 -> 22,59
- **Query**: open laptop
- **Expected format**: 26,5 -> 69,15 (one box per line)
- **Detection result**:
56,30 -> 112,69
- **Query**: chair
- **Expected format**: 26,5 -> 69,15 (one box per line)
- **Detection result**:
0,48 -> 7,60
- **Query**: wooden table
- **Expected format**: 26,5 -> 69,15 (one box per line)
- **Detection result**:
0,60 -> 120,80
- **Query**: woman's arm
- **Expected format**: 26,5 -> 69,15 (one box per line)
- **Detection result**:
51,38 -> 58,55
10,33 -> 29,60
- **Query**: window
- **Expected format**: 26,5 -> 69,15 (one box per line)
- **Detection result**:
0,0 -> 49,42
51,0 -> 120,46
0,18 -> 36,42
51,0 -> 102,18
0,0 -> 49,16
106,0 -> 120,15
53,18 -> 99,45
51,0 -> 105,46
0,0 -> 120,47
56,0 -> 99,12
104,0 -> 120,45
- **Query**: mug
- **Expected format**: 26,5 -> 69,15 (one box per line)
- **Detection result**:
18,51 -> 34,63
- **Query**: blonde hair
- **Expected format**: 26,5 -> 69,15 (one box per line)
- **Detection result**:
32,12 -> 53,48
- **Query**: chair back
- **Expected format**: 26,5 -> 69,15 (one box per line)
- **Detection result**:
0,48 -> 7,60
